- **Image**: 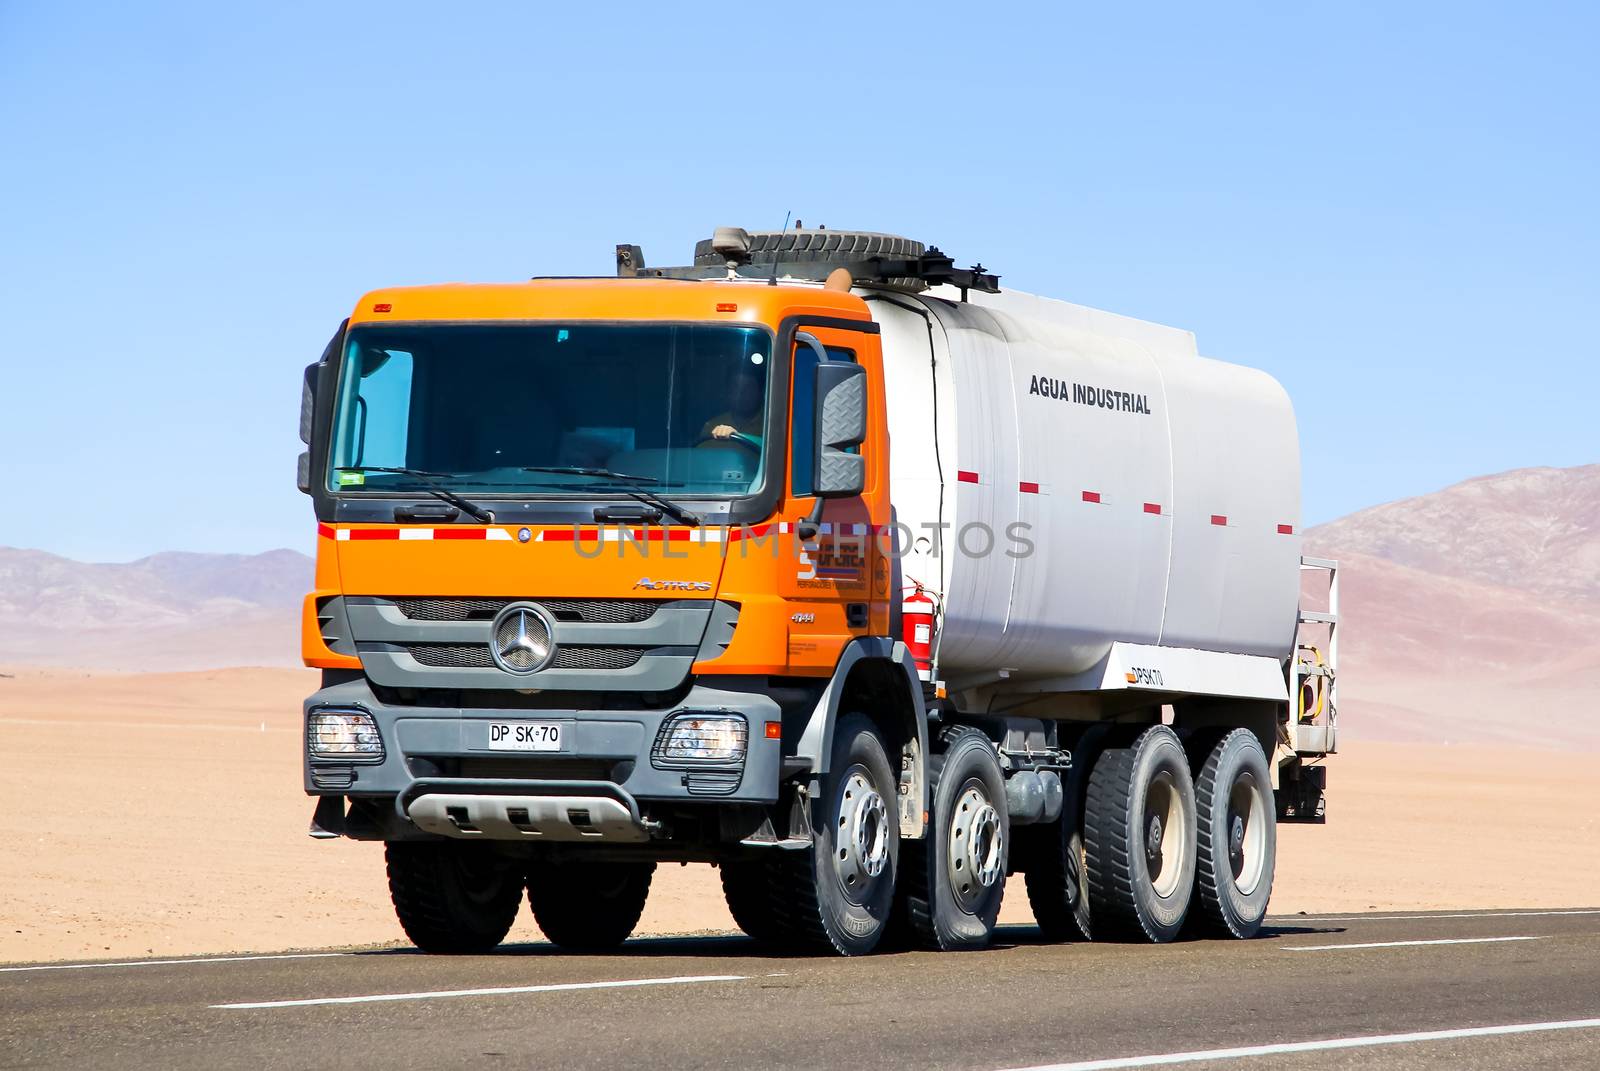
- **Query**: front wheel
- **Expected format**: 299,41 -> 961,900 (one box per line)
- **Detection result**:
526,859 -> 655,950
719,860 -> 793,947
780,713 -> 899,955
1191,729 -> 1276,938
385,841 -> 524,954
898,728 -> 1008,951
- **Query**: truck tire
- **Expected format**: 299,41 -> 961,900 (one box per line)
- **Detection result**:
526,860 -> 654,950
1191,729 -> 1276,938
1084,725 -> 1197,942
777,713 -> 898,955
693,229 -> 928,290
719,861 -> 792,947
1020,811 -> 1091,942
1019,726 -> 1111,942
385,842 -> 524,954
898,727 -> 1008,951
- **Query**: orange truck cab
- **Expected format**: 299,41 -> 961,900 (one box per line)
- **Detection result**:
298,262 -> 933,954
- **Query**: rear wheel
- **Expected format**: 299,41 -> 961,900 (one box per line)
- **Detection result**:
385,841 -> 524,954
1020,728 -> 1110,942
1021,812 -> 1091,942
1084,725 -> 1197,942
1191,730 -> 1276,938
899,728 -> 1008,951
526,859 -> 654,950
779,713 -> 898,955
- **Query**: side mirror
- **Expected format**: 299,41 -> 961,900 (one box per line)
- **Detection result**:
300,320 -> 347,497
813,359 -> 867,498
300,363 -> 316,446
298,362 -> 317,495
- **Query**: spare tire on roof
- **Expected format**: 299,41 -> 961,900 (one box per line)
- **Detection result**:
693,229 -> 928,290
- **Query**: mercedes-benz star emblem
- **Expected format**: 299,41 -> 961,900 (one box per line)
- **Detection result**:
490,603 -> 555,674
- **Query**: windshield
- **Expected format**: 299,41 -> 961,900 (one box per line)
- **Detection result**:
325,323 -> 772,498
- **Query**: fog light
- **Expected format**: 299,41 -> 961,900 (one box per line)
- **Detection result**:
652,713 -> 747,767
308,709 -> 384,761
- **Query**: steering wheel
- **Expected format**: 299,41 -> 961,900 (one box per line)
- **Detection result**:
695,430 -> 760,450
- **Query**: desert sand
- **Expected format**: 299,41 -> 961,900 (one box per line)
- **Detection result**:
2,666 -> 1596,964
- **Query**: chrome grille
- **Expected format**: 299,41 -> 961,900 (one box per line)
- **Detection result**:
552,646 -> 646,670
406,644 -> 645,671
395,598 -> 507,622
393,597 -> 659,623
409,644 -> 495,669
543,599 -> 659,624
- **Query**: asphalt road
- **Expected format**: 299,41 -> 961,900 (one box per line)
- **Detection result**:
4,909 -> 1599,1070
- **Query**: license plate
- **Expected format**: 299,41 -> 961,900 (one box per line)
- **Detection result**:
486,721 -> 563,752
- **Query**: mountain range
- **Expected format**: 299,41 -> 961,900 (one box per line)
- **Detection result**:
3,464 -> 1597,746
0,547 -> 310,671
1303,464 -> 1600,748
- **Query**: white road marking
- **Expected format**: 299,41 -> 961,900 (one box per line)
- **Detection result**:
999,1016 -> 1600,1070
1281,908 -> 1600,923
213,973 -> 746,1010
0,952 -> 349,974
1283,936 -> 1547,952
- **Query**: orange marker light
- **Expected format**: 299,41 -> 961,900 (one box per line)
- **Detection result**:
764,721 -> 782,740
715,302 -> 738,313
372,302 -> 392,313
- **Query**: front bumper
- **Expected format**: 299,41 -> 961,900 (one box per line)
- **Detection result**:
302,675 -> 783,836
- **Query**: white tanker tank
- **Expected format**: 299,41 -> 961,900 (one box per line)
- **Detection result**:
864,286 -> 1303,693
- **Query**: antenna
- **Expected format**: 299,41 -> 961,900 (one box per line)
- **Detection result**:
768,210 -> 791,286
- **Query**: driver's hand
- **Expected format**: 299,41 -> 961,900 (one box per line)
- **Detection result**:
712,424 -> 736,439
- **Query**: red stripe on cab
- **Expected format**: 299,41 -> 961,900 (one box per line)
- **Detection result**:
1019,481 -> 1040,494
433,528 -> 485,540
349,528 -> 398,540
957,470 -> 980,484
317,523 -> 336,539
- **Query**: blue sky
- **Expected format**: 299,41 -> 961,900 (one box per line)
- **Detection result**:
2,2 -> 1595,562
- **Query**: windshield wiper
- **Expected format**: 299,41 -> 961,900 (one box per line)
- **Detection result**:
336,467 -> 497,524
521,466 -> 702,526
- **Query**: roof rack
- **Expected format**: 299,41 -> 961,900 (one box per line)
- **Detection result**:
615,227 -> 1001,300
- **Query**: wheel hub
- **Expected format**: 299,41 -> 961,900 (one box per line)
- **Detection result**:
1227,769 -> 1267,895
835,769 -> 889,903
1145,813 -> 1164,868
1143,769 -> 1185,897
947,783 -> 1004,912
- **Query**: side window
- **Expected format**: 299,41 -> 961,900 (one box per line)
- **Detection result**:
330,345 -> 415,480
790,344 -> 857,497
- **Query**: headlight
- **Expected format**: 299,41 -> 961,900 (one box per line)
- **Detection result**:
652,712 -> 747,767
307,709 -> 384,761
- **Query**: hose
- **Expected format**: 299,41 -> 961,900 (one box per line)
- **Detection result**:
1296,645 -> 1326,723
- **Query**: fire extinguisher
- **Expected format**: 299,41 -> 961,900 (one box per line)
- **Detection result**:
901,582 -> 938,682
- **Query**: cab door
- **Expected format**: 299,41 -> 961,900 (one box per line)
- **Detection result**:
776,320 -> 891,672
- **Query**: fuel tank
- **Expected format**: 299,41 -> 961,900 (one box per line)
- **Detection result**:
869,286 -> 1301,683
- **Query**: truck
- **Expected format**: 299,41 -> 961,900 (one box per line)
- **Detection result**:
296,226 -> 1339,955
